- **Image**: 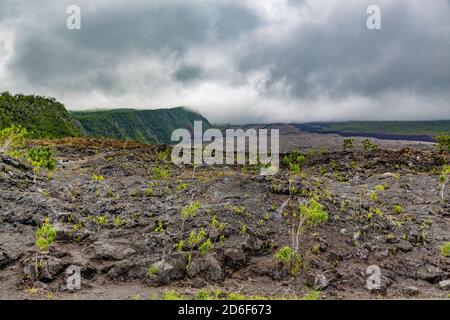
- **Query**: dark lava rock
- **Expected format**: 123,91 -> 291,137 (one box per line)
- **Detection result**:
396,239 -> 413,252
416,265 -> 445,284
187,254 -> 222,281
224,248 -> 246,268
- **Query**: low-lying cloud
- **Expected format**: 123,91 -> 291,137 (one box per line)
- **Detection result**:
0,0 -> 449,124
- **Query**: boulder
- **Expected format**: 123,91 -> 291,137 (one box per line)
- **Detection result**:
187,254 -> 222,281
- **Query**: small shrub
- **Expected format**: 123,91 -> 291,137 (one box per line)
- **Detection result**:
226,205 -> 245,215
147,265 -> 159,276
144,188 -> 154,197
113,216 -> 125,227
362,139 -> 378,152
441,242 -> 450,257
343,138 -> 354,150
177,183 -> 188,191
26,147 -> 57,172
283,151 -> 306,173
129,189 -> 139,197
393,205 -> 403,214
92,174 -> 104,182
299,199 -> 328,227
199,239 -> 214,254
35,218 -> 57,252
436,135 -> 450,152
275,246 -> 302,275
154,220 -> 165,233
181,201 -> 201,219
0,124 -> 27,153
151,167 -> 170,180
439,165 -> 450,204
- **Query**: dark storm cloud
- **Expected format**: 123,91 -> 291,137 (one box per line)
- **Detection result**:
6,0 -> 261,92
173,65 -> 203,82
1,0 -> 449,122
238,0 -> 450,100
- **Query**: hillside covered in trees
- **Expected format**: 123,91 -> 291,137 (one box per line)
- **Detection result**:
73,108 -> 211,144
0,92 -> 211,144
0,92 -> 81,138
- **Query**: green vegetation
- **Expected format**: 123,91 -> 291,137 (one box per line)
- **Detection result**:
154,220 -> 165,233
147,265 -> 159,276
441,242 -> 450,257
1,125 -> 57,173
72,107 -> 211,145
0,92 -> 81,138
162,290 -> 183,300
181,201 -> 201,219
283,151 -> 306,173
35,218 -> 57,252
275,246 -> 303,276
0,124 -> 27,153
343,138 -> 354,150
277,199 -> 328,275
393,205 -> 403,215
92,174 -> 105,182
362,138 -> 378,152
436,135 -> 450,152
302,290 -> 320,300
151,167 -> 170,180
439,165 -> 450,204
26,147 -> 56,172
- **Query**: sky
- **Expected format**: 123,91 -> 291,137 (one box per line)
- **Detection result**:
0,0 -> 449,124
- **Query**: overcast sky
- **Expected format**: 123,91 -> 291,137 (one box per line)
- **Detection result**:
1,0 -> 449,124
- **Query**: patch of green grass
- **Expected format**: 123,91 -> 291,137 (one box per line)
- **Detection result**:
302,290 -> 320,300
162,290 -> 183,300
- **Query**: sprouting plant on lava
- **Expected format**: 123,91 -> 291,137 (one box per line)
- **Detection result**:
151,166 -> 170,180
275,246 -> 302,276
177,182 -> 188,191
147,264 -> 159,276
179,201 -> 201,232
92,174 -> 104,182
439,165 -> 450,204
187,228 -> 209,268
283,151 -> 306,174
436,135 -> 450,153
113,216 -> 125,228
343,138 -> 354,150
362,139 -> 378,152
441,242 -> 450,257
241,224 -> 247,239
393,205 -> 403,215
154,220 -> 165,233
276,198 -> 328,275
35,218 -> 57,273
36,218 -> 57,252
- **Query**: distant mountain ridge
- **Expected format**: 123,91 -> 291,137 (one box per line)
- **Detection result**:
72,107 -> 211,144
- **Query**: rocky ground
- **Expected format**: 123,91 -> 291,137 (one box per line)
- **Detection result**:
0,135 -> 449,300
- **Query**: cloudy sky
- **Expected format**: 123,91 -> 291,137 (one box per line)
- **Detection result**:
0,0 -> 449,124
